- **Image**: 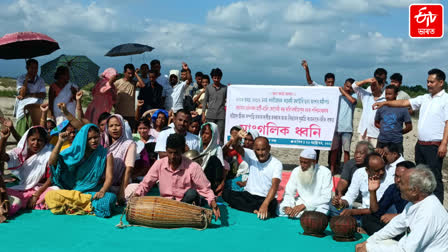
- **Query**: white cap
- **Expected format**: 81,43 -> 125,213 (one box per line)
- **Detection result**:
300,149 -> 317,160
169,69 -> 179,78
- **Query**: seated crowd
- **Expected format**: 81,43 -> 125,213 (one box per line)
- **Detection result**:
0,58 -> 447,251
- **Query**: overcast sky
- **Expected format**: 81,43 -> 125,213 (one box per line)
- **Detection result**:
0,0 -> 446,86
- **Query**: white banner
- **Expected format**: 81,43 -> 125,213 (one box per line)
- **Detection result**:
224,85 -> 341,150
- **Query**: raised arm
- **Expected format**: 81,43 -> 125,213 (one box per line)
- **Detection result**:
135,100 -> 144,121
301,60 -> 313,85
339,87 -> 357,104
368,176 -> 381,213
75,91 -> 85,120
134,68 -> 146,88
48,132 -> 68,166
18,75 -> 29,98
1,118 -> 21,142
182,62 -> 193,85
39,103 -> 49,128
58,103 -> 84,130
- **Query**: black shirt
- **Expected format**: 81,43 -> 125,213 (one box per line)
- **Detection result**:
138,81 -> 164,112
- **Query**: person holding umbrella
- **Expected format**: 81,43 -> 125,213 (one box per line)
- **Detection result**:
14,59 -> 46,136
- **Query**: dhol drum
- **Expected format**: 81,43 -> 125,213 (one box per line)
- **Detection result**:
330,215 -> 358,241
300,211 -> 329,237
125,196 -> 213,229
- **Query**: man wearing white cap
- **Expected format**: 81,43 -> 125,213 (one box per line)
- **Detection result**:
278,149 -> 333,218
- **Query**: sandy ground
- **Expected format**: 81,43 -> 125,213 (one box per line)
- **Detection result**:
0,97 -> 447,207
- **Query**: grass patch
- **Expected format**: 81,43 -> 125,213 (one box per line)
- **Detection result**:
0,90 -> 16,97
0,77 -> 16,89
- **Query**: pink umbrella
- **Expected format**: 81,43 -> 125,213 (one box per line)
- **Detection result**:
0,32 -> 60,59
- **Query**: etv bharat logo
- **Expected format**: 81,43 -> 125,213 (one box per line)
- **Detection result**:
409,4 -> 444,38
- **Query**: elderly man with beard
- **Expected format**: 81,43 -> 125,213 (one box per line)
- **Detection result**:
356,168 -> 448,252
278,149 -> 332,218
332,153 -> 393,217
223,136 -> 283,220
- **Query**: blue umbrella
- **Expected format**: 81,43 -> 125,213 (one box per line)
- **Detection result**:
40,54 -> 100,87
104,43 -> 154,57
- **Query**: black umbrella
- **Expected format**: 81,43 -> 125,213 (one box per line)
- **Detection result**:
105,43 -> 154,57
0,32 -> 60,59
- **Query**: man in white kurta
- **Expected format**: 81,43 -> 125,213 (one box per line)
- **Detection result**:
279,149 -> 333,218
356,168 -> 448,252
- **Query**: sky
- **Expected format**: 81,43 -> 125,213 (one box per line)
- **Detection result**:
0,0 -> 446,86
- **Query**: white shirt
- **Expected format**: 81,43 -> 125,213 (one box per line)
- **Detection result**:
171,81 -> 188,113
154,127 -> 200,153
366,195 -> 448,252
342,167 -> 393,208
244,155 -> 283,197
352,82 -> 386,138
385,156 -> 404,185
279,164 -> 332,215
16,74 -> 46,94
409,90 -> 448,141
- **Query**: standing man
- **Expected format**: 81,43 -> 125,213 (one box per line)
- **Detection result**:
114,64 -> 138,130
202,68 -> 227,143
171,63 -> 192,113
14,59 -> 46,136
150,60 -> 170,108
136,70 -> 164,115
389,73 -> 411,100
352,77 -> 386,146
373,68 -> 448,203
390,73 -> 413,115
301,60 -> 357,173
185,72 -> 202,97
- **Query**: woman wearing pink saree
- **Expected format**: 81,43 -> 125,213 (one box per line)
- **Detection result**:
85,68 -> 118,125
102,114 -> 136,204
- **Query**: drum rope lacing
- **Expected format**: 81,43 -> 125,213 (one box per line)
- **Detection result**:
115,195 -> 210,230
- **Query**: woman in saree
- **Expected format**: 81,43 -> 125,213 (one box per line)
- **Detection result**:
0,126 -> 55,217
49,66 -> 79,125
49,124 -> 116,217
85,68 -> 118,125
102,114 -> 136,204
199,122 -> 229,196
